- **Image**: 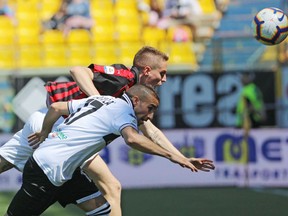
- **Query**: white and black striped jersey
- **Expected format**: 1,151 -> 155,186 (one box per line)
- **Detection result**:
33,93 -> 138,186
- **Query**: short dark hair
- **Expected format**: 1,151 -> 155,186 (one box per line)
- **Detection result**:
126,84 -> 160,104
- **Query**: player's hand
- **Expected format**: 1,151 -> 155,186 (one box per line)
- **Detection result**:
170,154 -> 199,172
28,132 -> 47,149
189,158 -> 215,172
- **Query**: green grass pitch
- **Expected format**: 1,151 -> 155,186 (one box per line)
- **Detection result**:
1,187 -> 287,216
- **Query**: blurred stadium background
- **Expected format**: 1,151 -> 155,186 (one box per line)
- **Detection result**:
1,0 -> 288,215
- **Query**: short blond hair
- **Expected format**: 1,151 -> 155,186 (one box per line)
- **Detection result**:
133,46 -> 169,69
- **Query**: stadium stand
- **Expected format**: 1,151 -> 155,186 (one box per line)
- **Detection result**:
199,0 -> 283,71
0,0 -> 226,71
0,16 -> 15,46
92,42 -> 118,65
142,26 -> 166,47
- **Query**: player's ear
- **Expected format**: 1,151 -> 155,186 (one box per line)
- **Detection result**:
143,65 -> 151,75
131,96 -> 140,106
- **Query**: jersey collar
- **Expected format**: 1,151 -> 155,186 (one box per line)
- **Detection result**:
121,93 -> 134,108
130,66 -> 140,84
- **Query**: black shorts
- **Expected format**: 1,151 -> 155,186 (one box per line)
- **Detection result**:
7,156 -> 99,216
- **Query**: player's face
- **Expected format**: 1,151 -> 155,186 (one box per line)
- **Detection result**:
134,97 -> 159,125
139,61 -> 167,87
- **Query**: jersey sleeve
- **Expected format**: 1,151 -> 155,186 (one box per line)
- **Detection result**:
113,110 -> 138,134
45,81 -> 87,105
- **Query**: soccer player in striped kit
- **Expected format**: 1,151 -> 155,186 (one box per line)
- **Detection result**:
0,46 -> 215,216
5,84 -> 205,216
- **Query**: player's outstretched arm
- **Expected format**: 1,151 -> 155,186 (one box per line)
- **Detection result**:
121,126 -> 199,172
70,66 -> 100,96
139,120 -> 185,157
28,102 -> 69,149
139,120 -> 215,172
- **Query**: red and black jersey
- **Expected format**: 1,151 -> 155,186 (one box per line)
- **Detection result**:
45,64 -> 139,104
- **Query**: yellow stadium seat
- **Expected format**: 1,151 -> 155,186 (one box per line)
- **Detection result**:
93,42 -> 118,65
39,0 -> 61,20
116,13 -> 141,27
66,29 -> 92,45
90,1 -> 114,27
0,29 -> 15,46
15,0 -> 40,13
90,0 -> 114,12
114,0 -> 138,11
16,0 -> 39,6
91,24 -> 115,43
41,30 -> 65,45
15,4 -> 40,25
90,0 -> 114,22
43,44 -> 68,67
167,42 -> 198,68
260,46 -> 277,62
118,42 -> 143,66
68,45 -> 94,66
198,0 -> 218,14
16,27 -> 40,45
197,0 -> 222,26
0,46 -> 16,69
0,18 -> 15,45
17,45 -> 43,68
115,7 -> 139,20
92,9 -> 114,25
7,0 -> 17,8
0,16 -> 14,28
142,26 -> 166,45
115,23 -> 141,42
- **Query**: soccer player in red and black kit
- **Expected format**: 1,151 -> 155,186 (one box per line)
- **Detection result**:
45,46 -> 215,216
0,46 -> 215,216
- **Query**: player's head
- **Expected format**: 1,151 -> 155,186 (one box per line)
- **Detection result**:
126,84 -> 160,125
133,46 -> 169,87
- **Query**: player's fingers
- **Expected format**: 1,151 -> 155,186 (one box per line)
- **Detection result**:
182,163 -> 198,172
204,162 -> 215,170
28,133 -> 37,139
199,163 -> 215,170
31,143 -> 40,150
188,164 -> 198,172
28,136 -> 42,147
198,168 -> 210,172
28,135 -> 38,143
199,159 -> 214,163
28,140 -> 38,147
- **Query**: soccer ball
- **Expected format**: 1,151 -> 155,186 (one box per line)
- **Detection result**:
252,7 -> 288,45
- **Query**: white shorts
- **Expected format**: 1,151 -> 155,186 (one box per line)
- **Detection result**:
0,108 -> 62,172
0,129 -> 31,172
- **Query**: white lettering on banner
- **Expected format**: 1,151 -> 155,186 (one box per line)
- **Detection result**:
217,74 -> 241,125
1,129 -> 288,191
106,128 -> 288,188
215,167 -> 288,181
159,76 -> 181,127
158,74 -> 242,128
182,74 -> 214,126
